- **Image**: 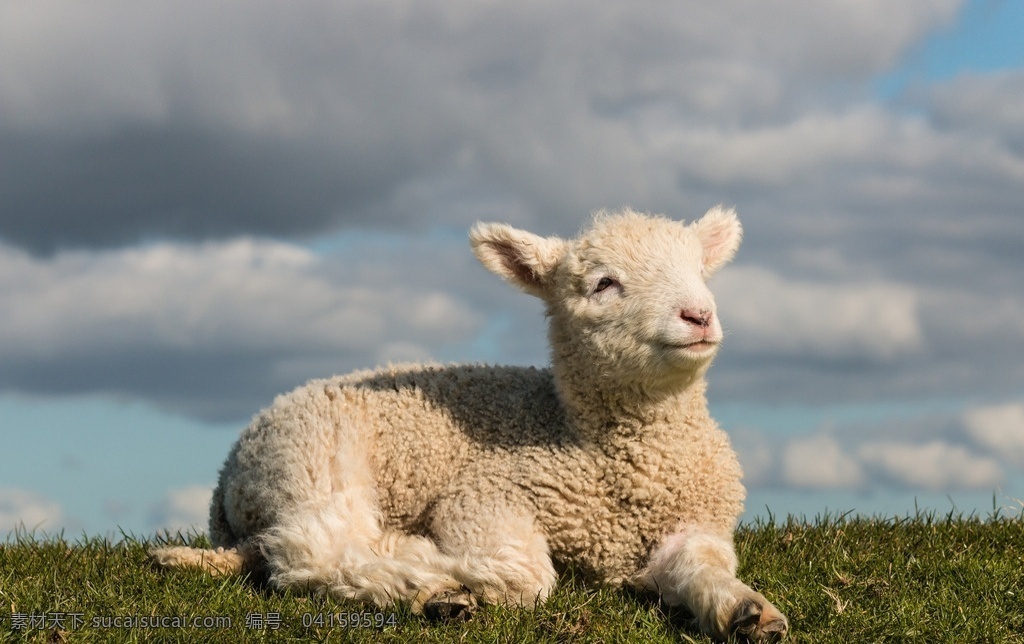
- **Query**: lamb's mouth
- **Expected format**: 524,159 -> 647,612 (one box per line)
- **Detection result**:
683,340 -> 718,350
662,340 -> 720,353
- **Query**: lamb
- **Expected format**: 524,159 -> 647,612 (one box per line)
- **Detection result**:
151,207 -> 789,641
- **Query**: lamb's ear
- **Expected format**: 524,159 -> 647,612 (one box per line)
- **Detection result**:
690,205 -> 742,276
470,222 -> 566,298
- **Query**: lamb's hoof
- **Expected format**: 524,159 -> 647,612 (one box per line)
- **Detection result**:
422,586 -> 477,622
729,596 -> 788,642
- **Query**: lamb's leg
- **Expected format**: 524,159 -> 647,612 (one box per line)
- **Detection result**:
150,541 -> 257,576
430,501 -> 557,610
260,487 -> 463,611
636,528 -> 788,642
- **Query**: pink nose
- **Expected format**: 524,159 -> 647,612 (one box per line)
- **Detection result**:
680,308 -> 712,328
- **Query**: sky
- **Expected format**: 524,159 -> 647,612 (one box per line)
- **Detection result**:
1,0 -> 1022,539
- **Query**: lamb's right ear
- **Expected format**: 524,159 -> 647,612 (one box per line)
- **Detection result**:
470,222 -> 566,298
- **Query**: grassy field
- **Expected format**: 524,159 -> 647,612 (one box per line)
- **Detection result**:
2,512 -> 1022,643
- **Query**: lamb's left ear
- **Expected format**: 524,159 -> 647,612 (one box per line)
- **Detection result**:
470,222 -> 567,298
689,205 -> 743,276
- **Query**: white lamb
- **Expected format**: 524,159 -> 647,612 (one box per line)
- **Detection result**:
152,207 -> 789,641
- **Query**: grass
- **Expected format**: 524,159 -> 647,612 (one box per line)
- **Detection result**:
2,512 -> 1022,643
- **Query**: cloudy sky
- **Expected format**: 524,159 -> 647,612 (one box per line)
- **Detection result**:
2,0 -> 1022,538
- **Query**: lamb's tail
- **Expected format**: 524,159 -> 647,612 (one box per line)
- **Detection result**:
149,543 -> 255,576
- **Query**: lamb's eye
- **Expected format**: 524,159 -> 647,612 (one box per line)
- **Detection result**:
594,277 -> 615,293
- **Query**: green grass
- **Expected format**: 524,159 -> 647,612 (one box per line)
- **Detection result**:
2,512 -> 1022,643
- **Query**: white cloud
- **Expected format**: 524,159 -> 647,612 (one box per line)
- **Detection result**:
929,69 -> 1024,143
0,237 -> 485,418
782,434 -> 864,489
0,1 -> 959,131
858,440 -> 1003,490
0,239 -> 480,358
0,487 -> 63,533
0,235 -> 492,421
920,286 -> 1024,341
963,402 -> 1024,467
761,425 -> 1008,494
732,428 -> 776,486
716,265 -> 923,360
672,106 -> 898,186
149,485 -> 212,535
755,390 -> 1018,496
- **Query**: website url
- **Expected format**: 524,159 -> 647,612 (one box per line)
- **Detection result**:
90,615 -> 232,629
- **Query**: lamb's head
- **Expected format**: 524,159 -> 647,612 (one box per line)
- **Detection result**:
471,207 -> 742,400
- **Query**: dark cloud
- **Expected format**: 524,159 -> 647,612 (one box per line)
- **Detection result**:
0,121 -> 438,253
0,0 -> 963,252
